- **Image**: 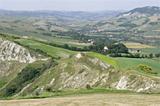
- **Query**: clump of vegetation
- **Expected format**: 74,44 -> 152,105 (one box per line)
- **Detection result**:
86,84 -> 92,90
107,43 -> 129,57
155,53 -> 160,58
45,85 -> 52,92
138,64 -> 157,75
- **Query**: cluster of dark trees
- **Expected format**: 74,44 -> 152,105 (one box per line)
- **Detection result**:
44,38 -> 129,55
86,42 -> 129,55
33,34 -> 129,56
110,52 -> 160,58
0,33 -> 21,39
2,59 -> 56,97
134,53 -> 160,58
57,31 -> 129,55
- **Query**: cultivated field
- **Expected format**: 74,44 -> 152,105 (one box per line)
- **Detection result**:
0,94 -> 160,106
123,42 -> 154,49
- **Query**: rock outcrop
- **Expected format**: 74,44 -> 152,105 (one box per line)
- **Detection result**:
0,38 -> 36,63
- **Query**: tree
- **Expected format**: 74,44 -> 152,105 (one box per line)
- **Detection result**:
63,44 -> 69,49
149,53 -> 153,58
108,43 -> 128,54
155,53 -> 160,58
86,84 -> 92,89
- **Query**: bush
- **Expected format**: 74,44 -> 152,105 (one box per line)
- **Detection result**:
138,64 -> 157,74
86,84 -> 92,90
45,85 -> 52,92
149,53 -> 153,58
155,53 -> 160,58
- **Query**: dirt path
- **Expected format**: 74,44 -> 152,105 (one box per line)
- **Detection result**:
0,94 -> 160,106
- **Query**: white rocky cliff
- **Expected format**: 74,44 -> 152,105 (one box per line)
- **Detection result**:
0,38 -> 36,63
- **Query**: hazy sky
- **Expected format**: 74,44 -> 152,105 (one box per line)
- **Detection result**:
0,0 -> 160,11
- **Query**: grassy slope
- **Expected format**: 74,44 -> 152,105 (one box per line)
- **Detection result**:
115,58 -> 160,71
15,39 -> 76,58
87,52 -> 117,67
87,52 -> 160,76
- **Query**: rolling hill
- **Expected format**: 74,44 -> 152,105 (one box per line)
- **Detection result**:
83,6 -> 160,46
0,6 -> 160,99
0,35 -> 160,99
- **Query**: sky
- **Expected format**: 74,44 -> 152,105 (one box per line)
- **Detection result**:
0,0 -> 160,11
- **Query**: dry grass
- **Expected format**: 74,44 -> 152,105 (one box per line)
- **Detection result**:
144,35 -> 160,38
123,42 -> 154,49
0,94 -> 160,106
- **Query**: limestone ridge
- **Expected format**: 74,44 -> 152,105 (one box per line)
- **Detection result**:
0,38 -> 36,63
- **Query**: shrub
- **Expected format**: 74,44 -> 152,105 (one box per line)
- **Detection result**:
149,53 -> 153,58
45,85 -> 52,92
155,53 -> 160,58
35,91 -> 40,96
138,64 -> 157,74
86,84 -> 92,90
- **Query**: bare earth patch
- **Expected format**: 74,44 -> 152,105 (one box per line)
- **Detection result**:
0,94 -> 160,106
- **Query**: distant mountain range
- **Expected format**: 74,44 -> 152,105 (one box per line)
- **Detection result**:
1,6 -> 160,20
0,9 -> 121,21
83,6 -> 160,46
122,6 -> 160,16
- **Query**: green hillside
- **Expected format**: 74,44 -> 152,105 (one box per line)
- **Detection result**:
0,6 -> 160,99
15,39 -> 76,59
87,52 -> 160,76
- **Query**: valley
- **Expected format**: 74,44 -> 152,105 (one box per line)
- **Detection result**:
0,5 -> 160,106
